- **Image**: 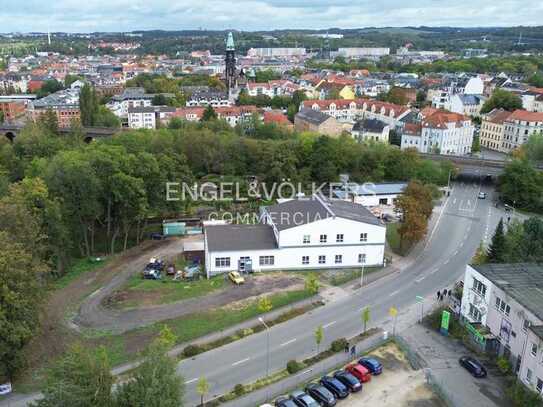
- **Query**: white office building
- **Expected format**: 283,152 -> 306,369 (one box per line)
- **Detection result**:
204,195 -> 386,276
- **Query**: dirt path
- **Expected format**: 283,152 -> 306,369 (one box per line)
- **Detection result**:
73,237 -> 187,333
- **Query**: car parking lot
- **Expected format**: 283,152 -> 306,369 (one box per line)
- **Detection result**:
269,341 -> 445,407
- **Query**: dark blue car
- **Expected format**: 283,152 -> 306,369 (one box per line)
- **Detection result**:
333,370 -> 362,392
320,376 -> 349,399
358,357 -> 383,375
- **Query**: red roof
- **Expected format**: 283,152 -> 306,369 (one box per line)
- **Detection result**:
404,123 -> 422,135
485,109 -> 512,124
506,109 -> 543,122
172,107 -> 205,119
422,111 -> 468,128
215,105 -> 259,117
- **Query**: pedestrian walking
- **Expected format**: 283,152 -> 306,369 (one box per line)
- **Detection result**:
436,290 -> 441,300
350,345 -> 356,356
344,343 -> 349,353
442,289 -> 448,296
448,290 -> 452,297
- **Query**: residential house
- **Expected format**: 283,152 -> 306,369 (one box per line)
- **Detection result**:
106,87 -> 154,119
351,118 -> 390,143
204,194 -> 386,276
460,263 -> 543,395
186,90 -> 231,107
128,105 -> 176,129
502,110 -> 543,153
333,182 -> 407,208
480,109 -> 512,152
294,108 -> 342,137
449,94 -> 486,117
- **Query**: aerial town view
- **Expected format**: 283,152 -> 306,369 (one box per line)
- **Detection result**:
1,1 -> 543,406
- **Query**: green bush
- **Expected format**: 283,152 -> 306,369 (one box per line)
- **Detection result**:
183,344 -> 204,357
496,356 -> 512,375
330,338 -> 348,353
234,383 -> 245,396
287,359 -> 303,374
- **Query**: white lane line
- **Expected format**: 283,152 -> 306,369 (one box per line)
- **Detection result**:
430,268 -> 438,275
453,250 -> 459,256
323,321 -> 336,329
444,258 -> 450,264
296,369 -> 313,377
415,276 -> 426,283
231,357 -> 250,366
280,338 -> 297,347
185,378 -> 198,384
389,289 -> 401,297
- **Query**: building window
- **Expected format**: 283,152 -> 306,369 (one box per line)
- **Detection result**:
523,319 -> 532,333
336,234 -> 344,243
532,343 -> 538,357
360,233 -> 368,242
259,256 -> 274,266
303,235 -> 310,244
215,257 -> 230,268
302,256 -> 309,265
335,255 -> 343,264
358,253 -> 366,264
320,234 -> 327,243
318,255 -> 326,264
527,368 -> 533,384
379,198 -> 388,205
468,304 -> 482,322
472,277 -> 487,297
496,297 -> 511,316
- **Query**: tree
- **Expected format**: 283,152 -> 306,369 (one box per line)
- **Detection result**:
202,105 -> 217,122
304,273 -> 320,294
487,218 -> 506,263
481,89 -> 522,114
0,232 -> 48,379
362,306 -> 370,333
523,132 -> 543,164
471,135 -> 481,153
258,296 -> 273,314
499,159 -> 543,213
196,376 -> 209,406
314,325 -> 324,353
471,242 -> 488,265
79,83 -> 98,126
40,109 -> 59,134
116,327 -> 183,407
32,345 -> 113,407
36,79 -> 63,98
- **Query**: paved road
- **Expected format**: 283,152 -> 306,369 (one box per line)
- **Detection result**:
177,180 -> 507,406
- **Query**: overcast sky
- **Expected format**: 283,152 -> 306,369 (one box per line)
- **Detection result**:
1,1 -> 541,33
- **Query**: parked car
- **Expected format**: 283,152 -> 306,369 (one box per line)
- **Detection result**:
290,390 -> 319,407
143,257 -> 164,280
275,395 -> 297,407
358,357 -> 383,375
228,271 -> 245,285
333,370 -> 362,392
150,232 -> 165,240
319,376 -> 349,399
345,363 -> 372,383
478,192 -> 487,199
305,383 -> 336,407
459,356 -> 487,378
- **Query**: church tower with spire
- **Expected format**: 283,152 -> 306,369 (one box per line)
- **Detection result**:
225,32 -> 237,97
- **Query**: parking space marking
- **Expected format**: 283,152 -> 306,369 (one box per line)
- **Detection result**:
280,338 -> 297,347
231,357 -> 250,366
185,378 -> 198,384
323,321 -> 336,329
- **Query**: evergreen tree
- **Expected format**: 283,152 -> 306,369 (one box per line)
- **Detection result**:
487,218 -> 506,263
201,105 -> 217,121
79,83 -> 98,126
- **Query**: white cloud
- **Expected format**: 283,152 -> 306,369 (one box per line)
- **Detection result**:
0,0 -> 540,32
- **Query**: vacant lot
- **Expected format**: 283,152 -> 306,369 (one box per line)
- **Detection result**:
340,342 -> 445,407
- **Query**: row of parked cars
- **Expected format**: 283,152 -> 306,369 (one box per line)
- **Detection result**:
263,357 -> 383,407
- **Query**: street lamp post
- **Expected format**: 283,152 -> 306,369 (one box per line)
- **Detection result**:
258,317 -> 270,379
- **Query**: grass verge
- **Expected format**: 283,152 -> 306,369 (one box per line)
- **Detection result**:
52,257 -> 110,290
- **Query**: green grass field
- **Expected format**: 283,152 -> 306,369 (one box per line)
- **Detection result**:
52,257 -> 110,289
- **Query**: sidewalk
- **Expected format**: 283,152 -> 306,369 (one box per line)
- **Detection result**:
219,330 -> 386,407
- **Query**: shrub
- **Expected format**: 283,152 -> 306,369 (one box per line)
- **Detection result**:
330,338 -> 348,352
496,356 -> 512,375
183,344 -> 204,357
287,359 -> 303,374
234,383 -> 245,396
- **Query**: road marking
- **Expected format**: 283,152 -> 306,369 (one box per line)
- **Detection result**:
323,321 -> 336,329
444,258 -> 450,264
185,378 -> 198,384
231,357 -> 250,366
389,289 -> 400,297
296,369 -> 313,377
453,250 -> 459,256
415,276 -> 426,283
280,338 -> 297,347
430,268 -> 438,275
89,288 -> 102,297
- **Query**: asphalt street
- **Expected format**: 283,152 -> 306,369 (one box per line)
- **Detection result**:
178,180 -> 508,406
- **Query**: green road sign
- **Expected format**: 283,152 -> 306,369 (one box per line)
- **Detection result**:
441,310 -> 451,331
416,295 -> 424,303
